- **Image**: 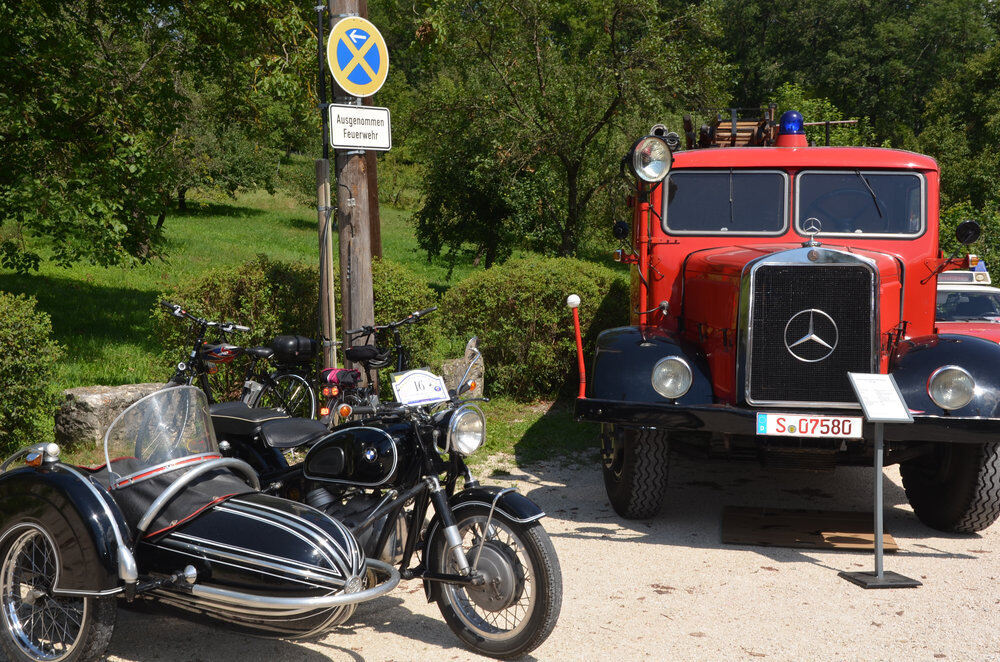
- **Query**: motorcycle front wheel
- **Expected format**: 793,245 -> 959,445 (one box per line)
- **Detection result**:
434,506 -> 562,659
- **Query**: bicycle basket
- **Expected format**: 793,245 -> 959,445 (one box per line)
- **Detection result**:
269,335 -> 317,365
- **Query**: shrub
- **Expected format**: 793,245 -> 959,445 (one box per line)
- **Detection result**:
439,256 -> 629,400
0,293 -> 61,453
152,254 -> 438,399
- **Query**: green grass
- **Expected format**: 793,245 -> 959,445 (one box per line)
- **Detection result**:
0,187 -> 595,464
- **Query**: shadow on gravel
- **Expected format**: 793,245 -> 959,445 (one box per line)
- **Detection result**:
506,450 -> 982,566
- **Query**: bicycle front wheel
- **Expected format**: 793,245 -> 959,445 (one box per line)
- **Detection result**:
251,373 -> 317,419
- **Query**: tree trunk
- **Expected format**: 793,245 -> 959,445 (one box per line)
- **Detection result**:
177,187 -> 188,212
559,163 -> 581,256
155,210 -> 166,232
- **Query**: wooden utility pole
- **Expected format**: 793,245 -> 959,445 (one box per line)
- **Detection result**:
329,0 -> 376,359
316,5 -> 337,370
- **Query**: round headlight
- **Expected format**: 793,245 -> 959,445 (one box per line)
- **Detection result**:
928,365 -> 975,410
651,356 -> 692,399
448,405 -> 485,456
630,136 -> 672,183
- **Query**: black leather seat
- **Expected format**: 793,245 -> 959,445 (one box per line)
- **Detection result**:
258,418 -> 332,449
246,346 -> 274,360
210,401 -> 288,438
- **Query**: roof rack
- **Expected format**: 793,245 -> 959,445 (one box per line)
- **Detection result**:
683,104 -> 777,150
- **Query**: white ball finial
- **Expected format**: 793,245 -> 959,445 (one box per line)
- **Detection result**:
566,294 -> 581,309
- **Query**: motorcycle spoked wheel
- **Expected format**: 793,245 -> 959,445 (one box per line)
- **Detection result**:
434,506 -> 562,659
0,522 -> 116,662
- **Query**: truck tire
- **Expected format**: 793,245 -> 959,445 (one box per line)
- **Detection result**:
900,441 -> 1000,533
601,425 -> 669,519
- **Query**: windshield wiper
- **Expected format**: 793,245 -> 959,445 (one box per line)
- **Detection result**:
855,170 -> 883,219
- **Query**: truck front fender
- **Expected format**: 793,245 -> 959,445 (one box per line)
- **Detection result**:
891,333 -> 1000,418
0,464 -> 133,595
588,326 -> 713,405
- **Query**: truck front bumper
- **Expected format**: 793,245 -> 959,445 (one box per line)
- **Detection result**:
575,397 -> 1000,444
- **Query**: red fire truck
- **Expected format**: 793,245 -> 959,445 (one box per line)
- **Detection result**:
575,108 -> 1000,533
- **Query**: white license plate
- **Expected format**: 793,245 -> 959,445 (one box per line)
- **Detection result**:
756,413 -> 863,439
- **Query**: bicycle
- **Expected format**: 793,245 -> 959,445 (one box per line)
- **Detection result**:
159,301 -> 318,419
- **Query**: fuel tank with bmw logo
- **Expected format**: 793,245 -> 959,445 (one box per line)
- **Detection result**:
304,423 -> 410,487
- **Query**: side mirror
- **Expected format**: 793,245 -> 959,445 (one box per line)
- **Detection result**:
612,220 -> 630,241
956,219 -> 981,246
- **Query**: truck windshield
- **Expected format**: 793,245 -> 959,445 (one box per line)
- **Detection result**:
796,171 -> 924,236
663,170 -> 787,235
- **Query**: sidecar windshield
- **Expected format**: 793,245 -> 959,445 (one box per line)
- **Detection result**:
103,386 -> 220,487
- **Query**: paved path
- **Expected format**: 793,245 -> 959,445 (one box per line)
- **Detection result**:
106,454 -> 1000,662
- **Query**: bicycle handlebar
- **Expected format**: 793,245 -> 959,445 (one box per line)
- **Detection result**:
345,307 -> 439,336
159,301 -> 250,333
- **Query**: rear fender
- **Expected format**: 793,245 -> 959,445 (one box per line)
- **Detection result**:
891,333 -> 1000,418
589,326 -> 713,404
422,486 -> 544,602
0,464 -> 133,595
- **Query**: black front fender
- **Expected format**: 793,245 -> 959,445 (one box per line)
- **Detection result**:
588,326 -> 713,405
891,333 -> 1000,418
0,464 -> 132,594
422,485 -> 545,601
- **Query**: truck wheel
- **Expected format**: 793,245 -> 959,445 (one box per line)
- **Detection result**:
900,442 -> 1000,533
601,425 -> 669,519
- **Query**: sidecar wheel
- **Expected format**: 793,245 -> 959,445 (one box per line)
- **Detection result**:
0,523 -> 116,662
434,506 -> 561,659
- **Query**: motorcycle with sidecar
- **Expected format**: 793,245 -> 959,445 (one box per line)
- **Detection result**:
210,336 -> 563,659
0,386 -> 398,662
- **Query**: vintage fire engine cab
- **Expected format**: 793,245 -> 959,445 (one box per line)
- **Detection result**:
576,109 -> 1000,533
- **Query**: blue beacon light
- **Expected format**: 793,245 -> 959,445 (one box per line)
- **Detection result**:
779,110 -> 805,135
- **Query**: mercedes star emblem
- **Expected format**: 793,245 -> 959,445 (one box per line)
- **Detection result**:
783,308 -> 839,363
803,217 -> 823,236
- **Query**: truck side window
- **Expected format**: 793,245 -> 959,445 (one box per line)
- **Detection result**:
663,170 -> 787,235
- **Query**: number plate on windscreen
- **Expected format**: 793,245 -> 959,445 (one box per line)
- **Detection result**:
756,413 -> 863,439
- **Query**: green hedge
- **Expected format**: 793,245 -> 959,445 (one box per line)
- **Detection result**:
0,293 -> 61,454
439,256 -> 628,400
152,254 -> 438,399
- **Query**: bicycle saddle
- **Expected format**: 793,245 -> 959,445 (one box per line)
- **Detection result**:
246,346 -> 274,360
345,344 -> 391,368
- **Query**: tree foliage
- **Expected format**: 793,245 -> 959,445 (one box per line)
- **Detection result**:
0,0 -> 317,271
406,0 -> 730,265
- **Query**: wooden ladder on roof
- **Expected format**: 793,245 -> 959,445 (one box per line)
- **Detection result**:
682,104 -> 778,149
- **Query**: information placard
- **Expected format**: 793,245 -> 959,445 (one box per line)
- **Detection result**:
847,373 -> 914,423
391,369 -> 449,407
328,104 -> 391,151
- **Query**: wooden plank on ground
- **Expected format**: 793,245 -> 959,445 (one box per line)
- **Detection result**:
721,506 -> 898,551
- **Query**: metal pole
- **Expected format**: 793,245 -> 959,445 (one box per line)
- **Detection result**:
316,5 -> 329,161
874,422 -> 884,579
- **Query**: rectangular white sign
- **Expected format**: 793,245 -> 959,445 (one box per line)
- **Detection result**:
328,104 -> 391,151
847,372 -> 914,423
391,369 -> 450,407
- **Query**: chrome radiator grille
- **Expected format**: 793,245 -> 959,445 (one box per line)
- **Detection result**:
747,264 -> 874,405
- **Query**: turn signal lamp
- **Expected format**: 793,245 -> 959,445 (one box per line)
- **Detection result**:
779,110 -> 805,135
322,386 -> 339,397
338,404 -> 353,418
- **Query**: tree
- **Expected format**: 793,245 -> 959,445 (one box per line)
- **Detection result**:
0,0 -> 316,271
409,0 -> 729,262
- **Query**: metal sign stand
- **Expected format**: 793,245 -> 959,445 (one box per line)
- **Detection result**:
839,373 -> 921,589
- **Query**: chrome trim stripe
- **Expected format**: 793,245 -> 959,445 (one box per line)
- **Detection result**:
213,504 -> 345,578
228,498 -> 363,573
165,533 -> 345,584
113,453 -> 223,488
451,501 -> 544,524
303,426 -> 399,488
155,540 -> 339,589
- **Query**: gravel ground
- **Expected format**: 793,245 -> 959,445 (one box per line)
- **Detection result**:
105,454 -> 1000,662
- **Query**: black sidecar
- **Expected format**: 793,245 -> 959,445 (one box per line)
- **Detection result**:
0,386 -> 398,662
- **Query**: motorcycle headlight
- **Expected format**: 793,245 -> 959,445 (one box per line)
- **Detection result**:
448,404 -> 485,456
651,356 -> 692,399
927,365 -> 975,410
629,135 -> 672,183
